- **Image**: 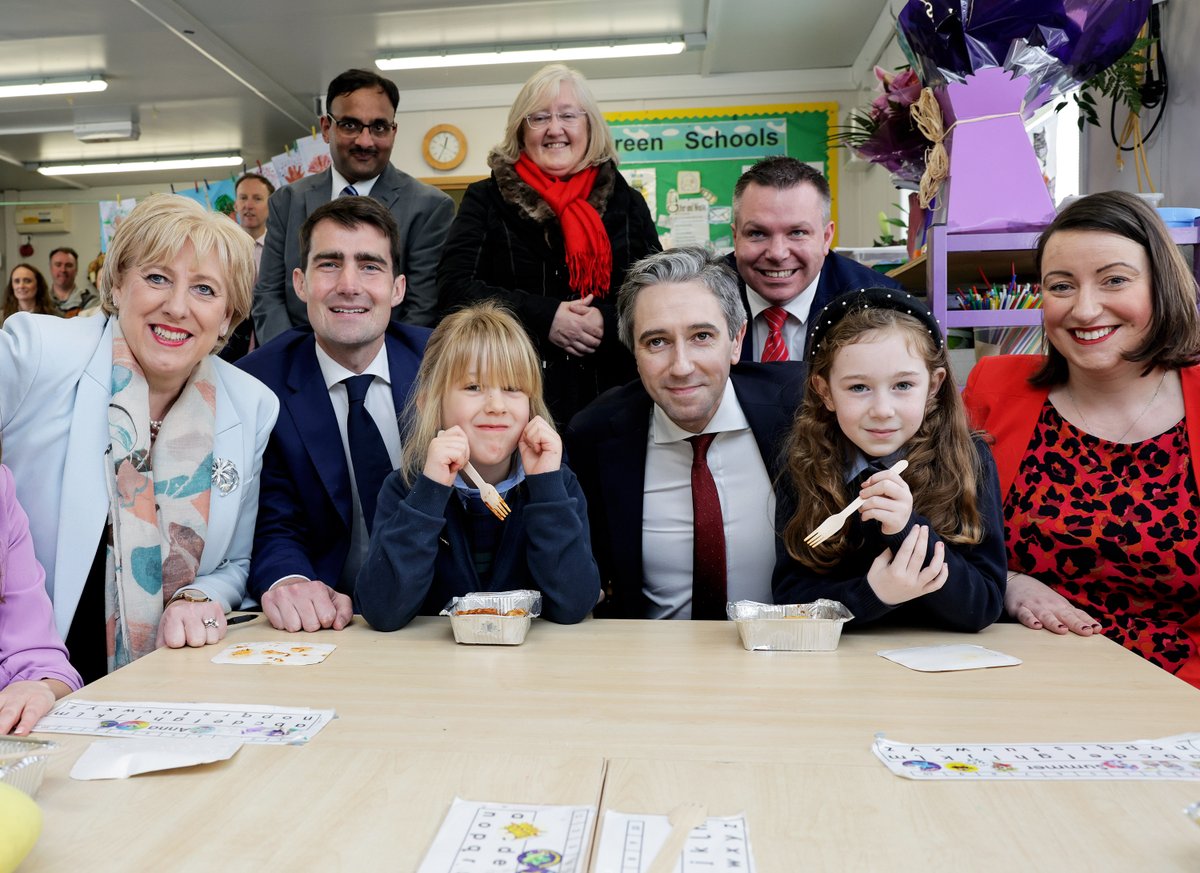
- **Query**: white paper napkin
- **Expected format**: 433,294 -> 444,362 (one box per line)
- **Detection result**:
69,737 -> 243,780
877,644 -> 1021,672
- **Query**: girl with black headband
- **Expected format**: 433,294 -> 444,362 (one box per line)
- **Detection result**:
773,288 -> 1006,631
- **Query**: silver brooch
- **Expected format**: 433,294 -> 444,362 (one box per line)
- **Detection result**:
211,457 -> 239,495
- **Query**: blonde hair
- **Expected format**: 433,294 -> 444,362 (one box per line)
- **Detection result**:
491,64 -> 617,171
98,193 -> 255,352
399,301 -> 554,485
781,308 -> 984,570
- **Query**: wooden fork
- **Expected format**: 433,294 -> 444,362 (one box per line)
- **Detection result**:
461,462 -> 511,521
803,459 -> 908,549
646,802 -> 708,873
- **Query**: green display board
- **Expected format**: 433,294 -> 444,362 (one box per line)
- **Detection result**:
604,103 -> 837,253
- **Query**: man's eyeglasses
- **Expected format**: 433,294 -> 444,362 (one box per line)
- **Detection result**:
524,111 -> 585,130
326,114 -> 398,138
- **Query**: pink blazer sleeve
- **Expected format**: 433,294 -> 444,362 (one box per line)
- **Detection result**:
0,464 -> 83,691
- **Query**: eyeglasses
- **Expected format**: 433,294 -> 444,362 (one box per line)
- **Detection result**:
524,111 -> 586,129
325,114 -> 398,138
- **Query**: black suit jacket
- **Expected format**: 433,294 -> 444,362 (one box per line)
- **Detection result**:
724,250 -> 903,363
236,322 -> 430,600
563,362 -> 806,618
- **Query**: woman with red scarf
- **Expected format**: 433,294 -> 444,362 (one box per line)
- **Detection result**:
437,64 -> 661,424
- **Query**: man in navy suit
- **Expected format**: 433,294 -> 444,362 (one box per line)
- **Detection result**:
239,197 -> 428,632
251,69 -> 453,343
724,157 -> 901,363
565,248 -> 804,619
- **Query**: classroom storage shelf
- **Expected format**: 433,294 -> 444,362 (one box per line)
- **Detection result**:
887,222 -> 1200,332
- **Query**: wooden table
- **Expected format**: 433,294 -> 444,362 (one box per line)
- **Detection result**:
20,617 -> 1200,871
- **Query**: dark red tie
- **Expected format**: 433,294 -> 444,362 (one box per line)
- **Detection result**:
688,433 -> 727,620
761,306 -> 789,362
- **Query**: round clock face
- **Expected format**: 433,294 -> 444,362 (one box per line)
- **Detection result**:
424,124 -> 467,170
430,131 -> 460,162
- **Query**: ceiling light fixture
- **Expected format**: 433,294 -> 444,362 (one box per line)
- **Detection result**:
377,35 -> 703,71
37,153 -> 242,176
0,76 -> 108,99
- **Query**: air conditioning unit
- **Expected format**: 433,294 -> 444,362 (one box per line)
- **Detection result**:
14,203 -> 71,234
74,120 -> 140,142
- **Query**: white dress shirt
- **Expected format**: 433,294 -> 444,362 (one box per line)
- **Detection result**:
313,342 -> 401,587
745,274 -> 820,361
331,167 -> 379,199
641,380 -> 777,619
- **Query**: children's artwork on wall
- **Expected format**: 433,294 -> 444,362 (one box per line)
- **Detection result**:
175,186 -> 211,212
98,197 -> 137,253
295,133 -> 331,177
271,150 -> 305,187
205,178 -> 236,219
605,104 -> 836,253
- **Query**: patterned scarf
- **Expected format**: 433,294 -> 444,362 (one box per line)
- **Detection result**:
104,320 -> 216,671
514,153 -> 613,298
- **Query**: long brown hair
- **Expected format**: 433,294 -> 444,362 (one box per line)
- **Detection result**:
781,307 -> 984,569
1,263 -> 55,321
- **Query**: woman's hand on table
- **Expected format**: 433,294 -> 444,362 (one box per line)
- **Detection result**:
867,524 -> 948,605
549,294 -> 603,357
157,599 -> 227,649
1005,572 -> 1102,635
0,679 -> 70,736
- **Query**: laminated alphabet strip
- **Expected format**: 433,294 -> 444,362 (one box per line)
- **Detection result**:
34,699 -> 335,745
593,810 -> 755,873
873,733 -> 1200,780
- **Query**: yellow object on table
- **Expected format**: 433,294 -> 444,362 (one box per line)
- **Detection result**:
0,780 -> 41,872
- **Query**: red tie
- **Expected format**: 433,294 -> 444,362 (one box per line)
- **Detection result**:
761,306 -> 789,362
688,433 -> 727,620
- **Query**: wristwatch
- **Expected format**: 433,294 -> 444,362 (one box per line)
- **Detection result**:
167,588 -> 212,606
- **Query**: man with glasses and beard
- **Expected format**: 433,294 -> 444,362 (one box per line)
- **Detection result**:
252,69 -> 454,343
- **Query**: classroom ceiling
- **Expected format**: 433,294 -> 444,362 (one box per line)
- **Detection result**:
0,0 -> 895,192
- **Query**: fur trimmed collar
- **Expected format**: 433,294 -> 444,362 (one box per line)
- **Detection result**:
489,151 -> 617,223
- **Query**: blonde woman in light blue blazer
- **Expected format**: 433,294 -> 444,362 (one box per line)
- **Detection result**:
0,194 -> 278,683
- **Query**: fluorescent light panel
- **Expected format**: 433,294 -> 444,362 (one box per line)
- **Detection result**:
378,38 -> 686,71
38,154 -> 242,176
0,77 -> 107,99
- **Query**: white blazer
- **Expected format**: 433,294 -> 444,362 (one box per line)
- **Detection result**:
0,313 -> 279,639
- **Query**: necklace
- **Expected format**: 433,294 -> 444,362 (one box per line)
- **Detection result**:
149,419 -> 165,440
1066,369 -> 1168,444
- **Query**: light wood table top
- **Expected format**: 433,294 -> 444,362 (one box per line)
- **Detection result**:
20,616 -> 1200,871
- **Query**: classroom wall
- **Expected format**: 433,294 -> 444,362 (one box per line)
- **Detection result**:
1084,0 -> 1199,206
1,84 -> 900,275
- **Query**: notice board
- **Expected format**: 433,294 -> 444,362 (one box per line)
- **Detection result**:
604,103 -> 837,254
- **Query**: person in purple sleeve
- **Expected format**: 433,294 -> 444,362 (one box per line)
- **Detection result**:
0,459 -> 82,735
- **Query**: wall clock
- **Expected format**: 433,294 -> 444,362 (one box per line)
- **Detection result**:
423,123 -> 467,171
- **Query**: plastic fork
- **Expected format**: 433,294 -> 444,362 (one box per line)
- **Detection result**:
646,802 -> 708,873
803,459 -> 909,549
461,462 -> 511,521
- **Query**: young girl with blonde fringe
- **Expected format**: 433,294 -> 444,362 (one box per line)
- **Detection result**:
773,289 -> 1006,631
355,301 -> 601,631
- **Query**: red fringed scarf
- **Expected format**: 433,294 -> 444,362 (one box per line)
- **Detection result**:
514,153 -> 613,299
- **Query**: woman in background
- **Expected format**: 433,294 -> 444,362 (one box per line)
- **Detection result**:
0,263 -> 56,324
437,63 -> 661,424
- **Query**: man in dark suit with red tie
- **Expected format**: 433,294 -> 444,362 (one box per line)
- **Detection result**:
565,248 -> 805,619
724,157 -> 902,363
239,197 -> 428,632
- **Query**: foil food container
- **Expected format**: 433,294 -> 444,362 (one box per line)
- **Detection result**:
440,589 -> 543,645
726,599 -> 853,651
0,736 -> 59,797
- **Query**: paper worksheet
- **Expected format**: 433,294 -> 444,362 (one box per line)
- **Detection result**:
35,699 -> 335,745
416,798 -> 595,873
593,811 -> 755,873
874,733 -> 1200,780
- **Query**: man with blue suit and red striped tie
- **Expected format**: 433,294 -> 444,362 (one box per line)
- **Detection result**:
239,197 -> 428,632
724,157 -> 902,363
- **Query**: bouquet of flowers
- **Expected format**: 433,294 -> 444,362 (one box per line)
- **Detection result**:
831,65 -> 932,186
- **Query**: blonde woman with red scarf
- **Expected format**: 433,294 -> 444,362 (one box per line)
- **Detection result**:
437,64 -> 661,425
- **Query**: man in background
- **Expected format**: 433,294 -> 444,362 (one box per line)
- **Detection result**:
221,172 -> 276,361
726,157 -> 901,362
48,247 -> 98,317
251,68 -> 453,344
